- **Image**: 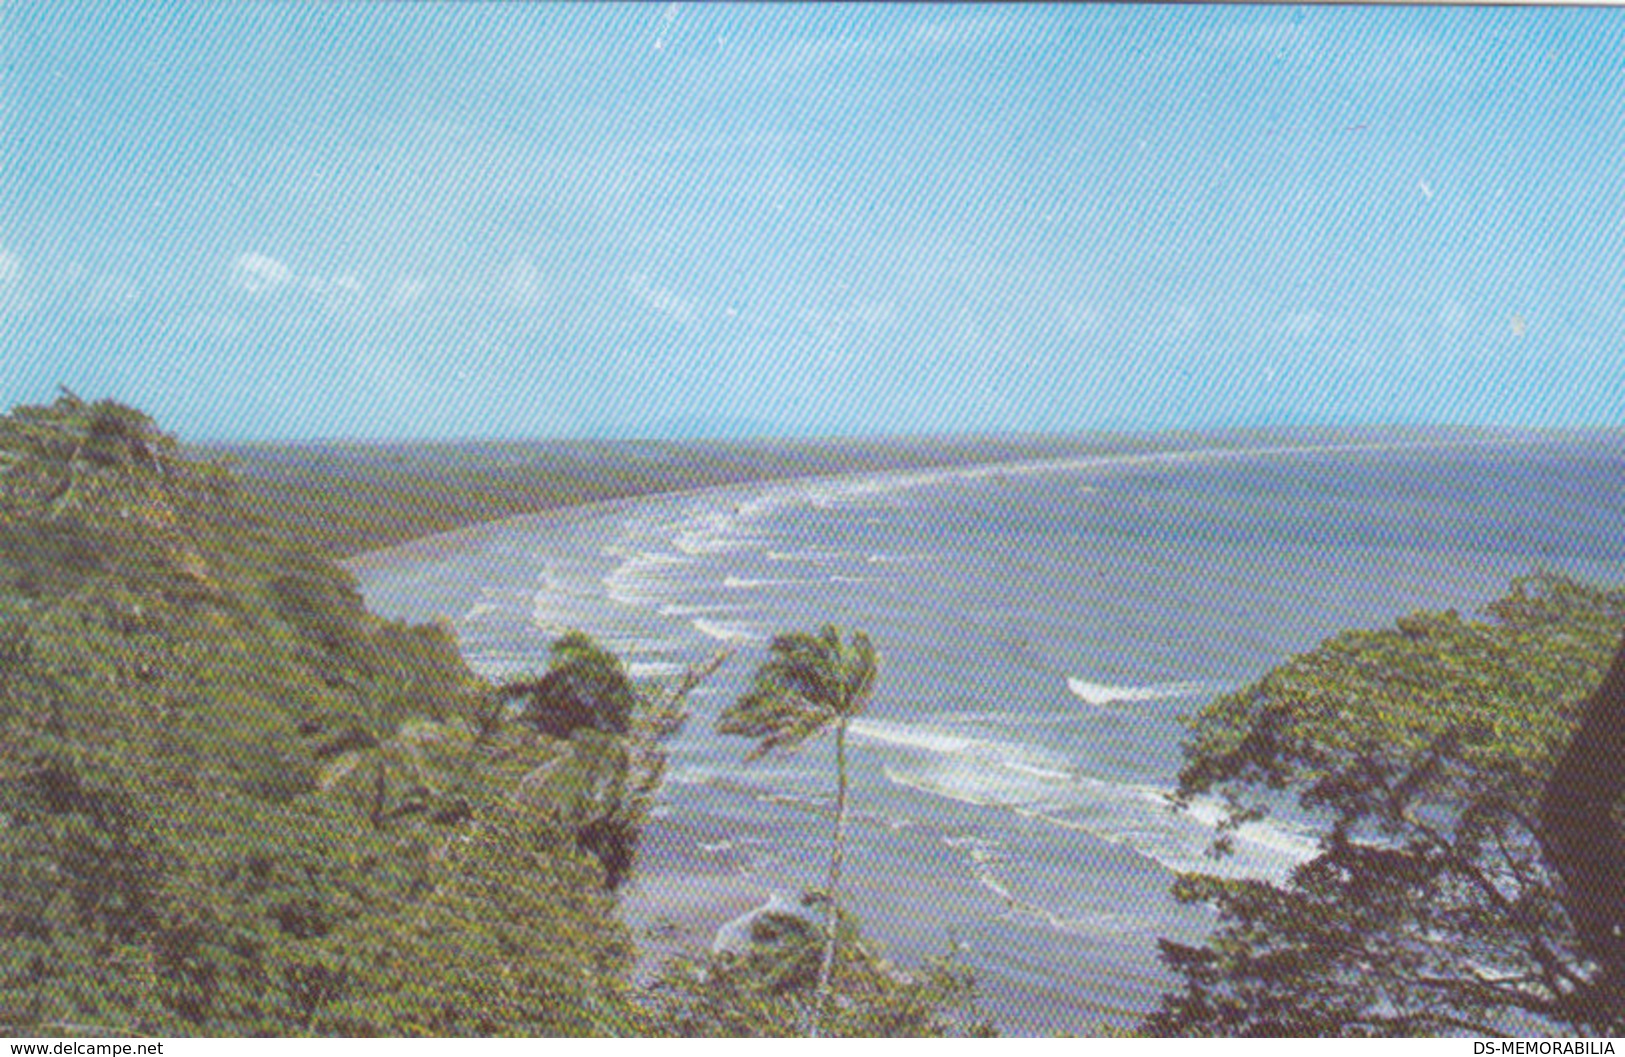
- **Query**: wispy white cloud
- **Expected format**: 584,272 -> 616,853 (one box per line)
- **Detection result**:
501,257 -> 546,307
230,252 -> 293,295
390,277 -> 428,308
627,272 -> 693,322
1276,309 -> 1322,338
229,252 -> 379,311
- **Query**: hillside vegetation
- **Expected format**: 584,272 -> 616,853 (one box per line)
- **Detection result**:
6,392 -> 1619,1037
0,394 -> 990,1037
0,394 -> 655,1033
1151,572 -> 1625,1035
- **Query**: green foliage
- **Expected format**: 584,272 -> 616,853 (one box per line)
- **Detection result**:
0,392 -> 1000,1037
719,625 -> 878,759
502,631 -> 642,739
0,395 -> 639,1035
717,625 -> 879,1036
220,432 -> 1198,561
1145,573 -> 1625,1037
505,637 -> 728,890
643,900 -> 995,1038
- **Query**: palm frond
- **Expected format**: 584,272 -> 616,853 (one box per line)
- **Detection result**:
717,624 -> 879,759
721,683 -> 838,761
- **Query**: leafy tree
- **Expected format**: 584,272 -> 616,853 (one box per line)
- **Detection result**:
501,631 -> 642,739
295,793 -> 641,1036
716,625 -> 878,1036
1143,573 -> 1625,1036
506,634 -> 729,890
0,392 -> 994,1037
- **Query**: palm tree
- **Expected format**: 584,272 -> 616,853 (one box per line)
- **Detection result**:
716,624 -> 879,1037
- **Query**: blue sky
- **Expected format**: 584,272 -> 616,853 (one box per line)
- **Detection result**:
2,3 -> 1623,440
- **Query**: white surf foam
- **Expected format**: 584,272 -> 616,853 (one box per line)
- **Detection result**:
766,548 -> 849,563
657,603 -> 744,618
941,834 -> 1150,937
665,763 -> 724,786
675,437 -> 1484,547
711,890 -> 799,954
628,660 -> 688,678
1176,795 -> 1322,865
896,765 -> 1317,883
942,834 -> 1007,865
972,872 -> 1112,936
865,552 -> 930,565
602,550 -> 696,607
850,719 -> 1069,770
854,719 -> 1074,808
1065,678 -> 1210,707
691,617 -> 761,644
723,575 -> 816,589
1005,760 -> 1076,783
855,717 -> 1317,883
1029,797 -> 1319,883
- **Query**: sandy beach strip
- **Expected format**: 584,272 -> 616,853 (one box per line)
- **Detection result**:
619,867 -> 776,980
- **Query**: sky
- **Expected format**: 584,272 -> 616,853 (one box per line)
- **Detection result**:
2,3 -> 1624,441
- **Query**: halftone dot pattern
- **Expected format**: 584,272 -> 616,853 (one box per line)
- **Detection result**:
5,4 -> 1625,439
4,0 -> 1625,1039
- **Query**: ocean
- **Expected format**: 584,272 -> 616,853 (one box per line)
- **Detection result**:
350,433 -> 1625,1034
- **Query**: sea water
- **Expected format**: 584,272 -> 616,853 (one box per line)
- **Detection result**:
351,435 -> 1625,1033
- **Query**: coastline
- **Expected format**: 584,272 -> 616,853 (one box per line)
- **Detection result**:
338,428 -> 1533,578
338,427 -> 1586,1028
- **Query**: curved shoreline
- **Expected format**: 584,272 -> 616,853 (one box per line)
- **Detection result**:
341,427 -> 1595,1031
339,430 -> 1531,578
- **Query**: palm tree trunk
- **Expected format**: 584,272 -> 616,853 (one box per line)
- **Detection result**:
369,755 -> 388,829
811,719 -> 849,1038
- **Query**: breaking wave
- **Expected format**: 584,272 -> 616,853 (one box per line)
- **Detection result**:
1065,679 -> 1211,707
691,617 -> 761,644
853,717 -> 1317,882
